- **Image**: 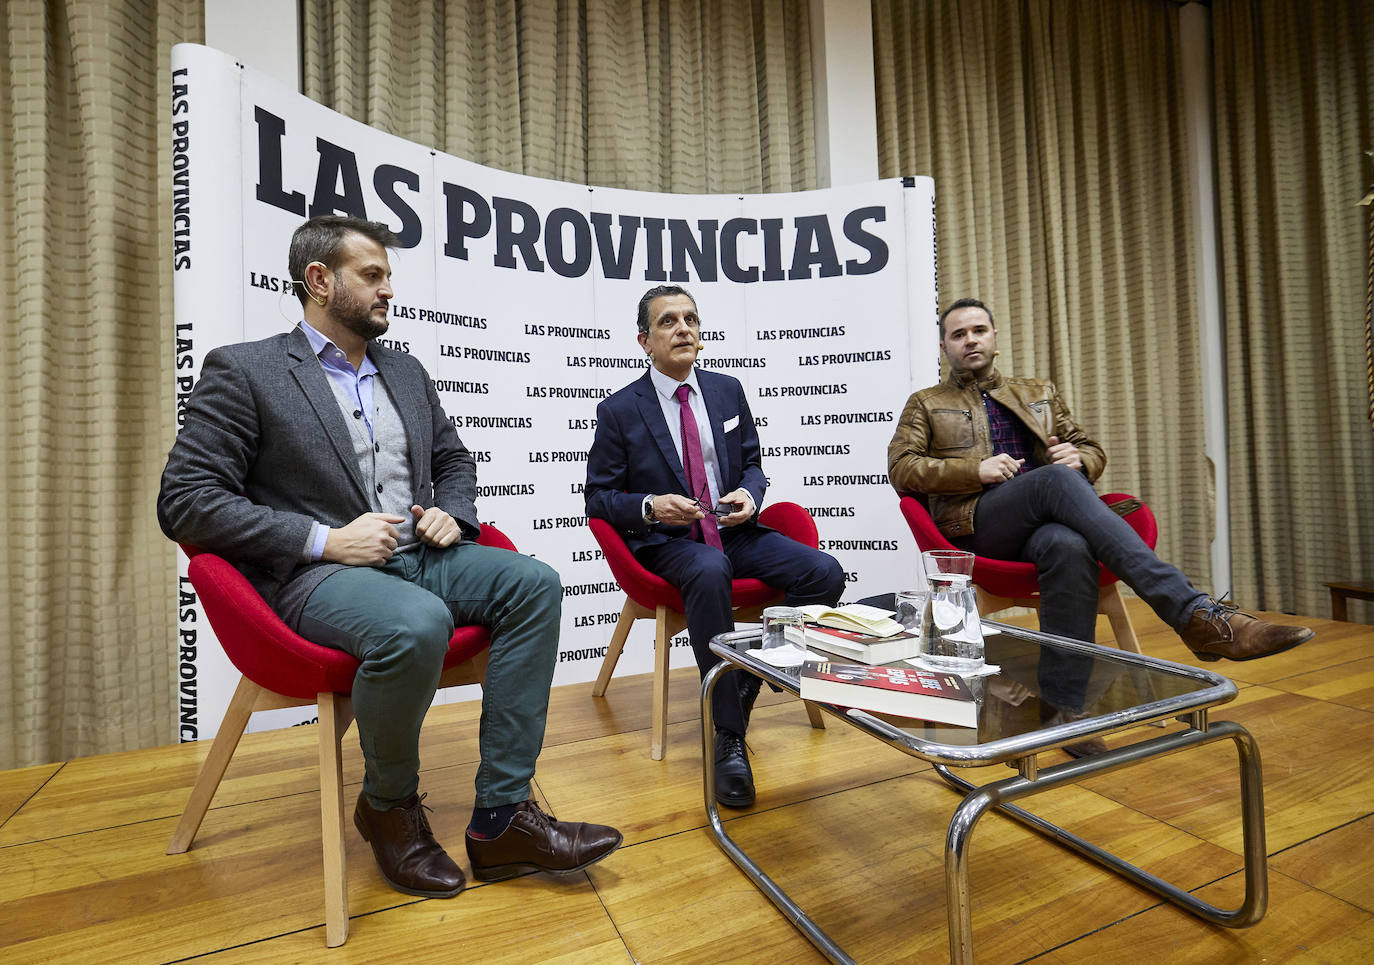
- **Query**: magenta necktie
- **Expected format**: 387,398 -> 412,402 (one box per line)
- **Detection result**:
676,383 -> 724,550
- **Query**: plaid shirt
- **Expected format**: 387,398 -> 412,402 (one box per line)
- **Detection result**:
982,391 -> 1039,479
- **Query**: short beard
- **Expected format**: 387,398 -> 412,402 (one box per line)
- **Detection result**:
330,274 -> 388,341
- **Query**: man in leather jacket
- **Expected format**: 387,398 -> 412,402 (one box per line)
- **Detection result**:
888,297 -> 1313,668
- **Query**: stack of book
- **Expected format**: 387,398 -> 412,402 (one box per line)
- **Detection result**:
793,603 -> 920,665
799,662 -> 977,726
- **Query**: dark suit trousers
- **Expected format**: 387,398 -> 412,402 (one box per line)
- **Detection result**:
298,541 -> 561,810
636,526 -> 845,734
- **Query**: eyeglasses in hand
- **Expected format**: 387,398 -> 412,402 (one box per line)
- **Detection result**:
695,484 -> 733,518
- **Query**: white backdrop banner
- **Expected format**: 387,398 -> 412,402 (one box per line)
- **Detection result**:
170,43 -> 939,740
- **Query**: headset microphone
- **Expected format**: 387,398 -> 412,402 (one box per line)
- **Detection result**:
289,278 -> 327,306
696,343 -> 705,351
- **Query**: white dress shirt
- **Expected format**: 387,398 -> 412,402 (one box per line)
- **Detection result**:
647,364 -> 723,508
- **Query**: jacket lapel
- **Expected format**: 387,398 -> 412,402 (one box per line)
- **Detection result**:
286,326 -> 370,503
698,371 -> 734,488
975,369 -> 1050,445
992,384 -> 1050,444
633,371 -> 690,493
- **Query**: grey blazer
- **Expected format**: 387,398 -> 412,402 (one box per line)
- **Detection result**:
157,325 -> 479,629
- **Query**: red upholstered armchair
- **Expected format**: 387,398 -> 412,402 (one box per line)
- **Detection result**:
897,494 -> 1158,653
166,524 -> 515,947
588,502 -> 825,760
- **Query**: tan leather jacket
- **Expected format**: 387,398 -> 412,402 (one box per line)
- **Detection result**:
887,367 -> 1105,538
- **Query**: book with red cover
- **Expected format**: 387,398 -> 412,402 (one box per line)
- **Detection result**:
799,661 -> 977,726
796,623 -> 921,665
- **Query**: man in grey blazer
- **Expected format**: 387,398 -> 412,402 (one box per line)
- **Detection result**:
158,215 -> 619,899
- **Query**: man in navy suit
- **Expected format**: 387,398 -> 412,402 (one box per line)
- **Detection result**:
585,285 -> 845,807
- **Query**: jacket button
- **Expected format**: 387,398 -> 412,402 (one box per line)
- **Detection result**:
376,483 -> 383,494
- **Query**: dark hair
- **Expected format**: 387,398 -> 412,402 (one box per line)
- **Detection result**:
288,215 -> 400,305
938,297 -> 995,337
636,285 -> 697,335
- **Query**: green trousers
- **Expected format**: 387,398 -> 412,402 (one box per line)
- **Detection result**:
299,541 -> 561,809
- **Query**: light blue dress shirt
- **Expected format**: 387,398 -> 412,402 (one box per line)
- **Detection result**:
299,319 -> 381,560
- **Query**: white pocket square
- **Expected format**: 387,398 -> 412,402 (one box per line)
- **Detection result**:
723,415 -> 740,432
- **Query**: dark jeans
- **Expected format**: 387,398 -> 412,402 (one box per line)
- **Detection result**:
954,464 -> 1206,712
636,525 -> 846,735
299,541 -> 561,810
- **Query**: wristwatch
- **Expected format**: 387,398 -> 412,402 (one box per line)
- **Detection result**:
642,494 -> 658,523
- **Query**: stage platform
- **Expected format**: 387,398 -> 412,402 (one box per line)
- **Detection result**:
3,601 -> 1373,963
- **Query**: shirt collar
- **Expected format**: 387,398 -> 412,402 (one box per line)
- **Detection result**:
299,320 -> 378,377
648,363 -> 702,403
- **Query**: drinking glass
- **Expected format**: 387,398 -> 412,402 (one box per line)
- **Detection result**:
759,605 -> 807,668
922,549 -> 975,581
894,589 -> 928,631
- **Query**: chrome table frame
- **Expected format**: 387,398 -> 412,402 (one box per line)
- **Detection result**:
702,626 -> 1267,965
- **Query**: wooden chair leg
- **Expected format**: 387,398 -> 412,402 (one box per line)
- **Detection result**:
318,692 -> 351,948
1097,584 -> 1164,726
591,598 -> 637,697
650,606 -> 673,760
439,647 -> 489,690
1099,584 -> 1142,655
167,675 -> 262,855
803,700 -> 826,730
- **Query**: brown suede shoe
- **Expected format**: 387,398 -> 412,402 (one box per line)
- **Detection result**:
1179,600 -> 1314,662
354,792 -> 465,898
464,801 -> 622,882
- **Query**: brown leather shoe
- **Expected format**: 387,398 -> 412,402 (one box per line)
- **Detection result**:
1179,600 -> 1314,662
353,792 -> 465,898
464,801 -> 622,882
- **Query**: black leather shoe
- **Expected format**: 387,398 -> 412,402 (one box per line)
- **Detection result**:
714,730 -> 755,808
1040,708 -> 1108,759
739,674 -> 762,730
353,792 -> 465,898
464,801 -> 622,882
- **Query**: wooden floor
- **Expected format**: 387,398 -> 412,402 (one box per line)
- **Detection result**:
3,601 -> 1373,964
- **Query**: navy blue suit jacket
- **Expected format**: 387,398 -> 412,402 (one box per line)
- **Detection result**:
585,368 -> 767,554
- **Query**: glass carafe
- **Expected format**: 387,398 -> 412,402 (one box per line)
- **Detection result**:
919,573 -> 985,673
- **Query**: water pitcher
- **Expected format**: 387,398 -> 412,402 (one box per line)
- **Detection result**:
919,573 -> 985,673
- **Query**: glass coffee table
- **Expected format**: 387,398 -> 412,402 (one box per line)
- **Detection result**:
703,621 -> 1267,965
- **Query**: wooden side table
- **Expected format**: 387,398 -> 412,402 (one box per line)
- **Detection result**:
1324,581 -> 1374,621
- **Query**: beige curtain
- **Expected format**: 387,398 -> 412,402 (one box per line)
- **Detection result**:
0,1 -> 203,769
873,0 -> 1212,586
1212,0 -> 1374,619
301,0 -> 816,193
